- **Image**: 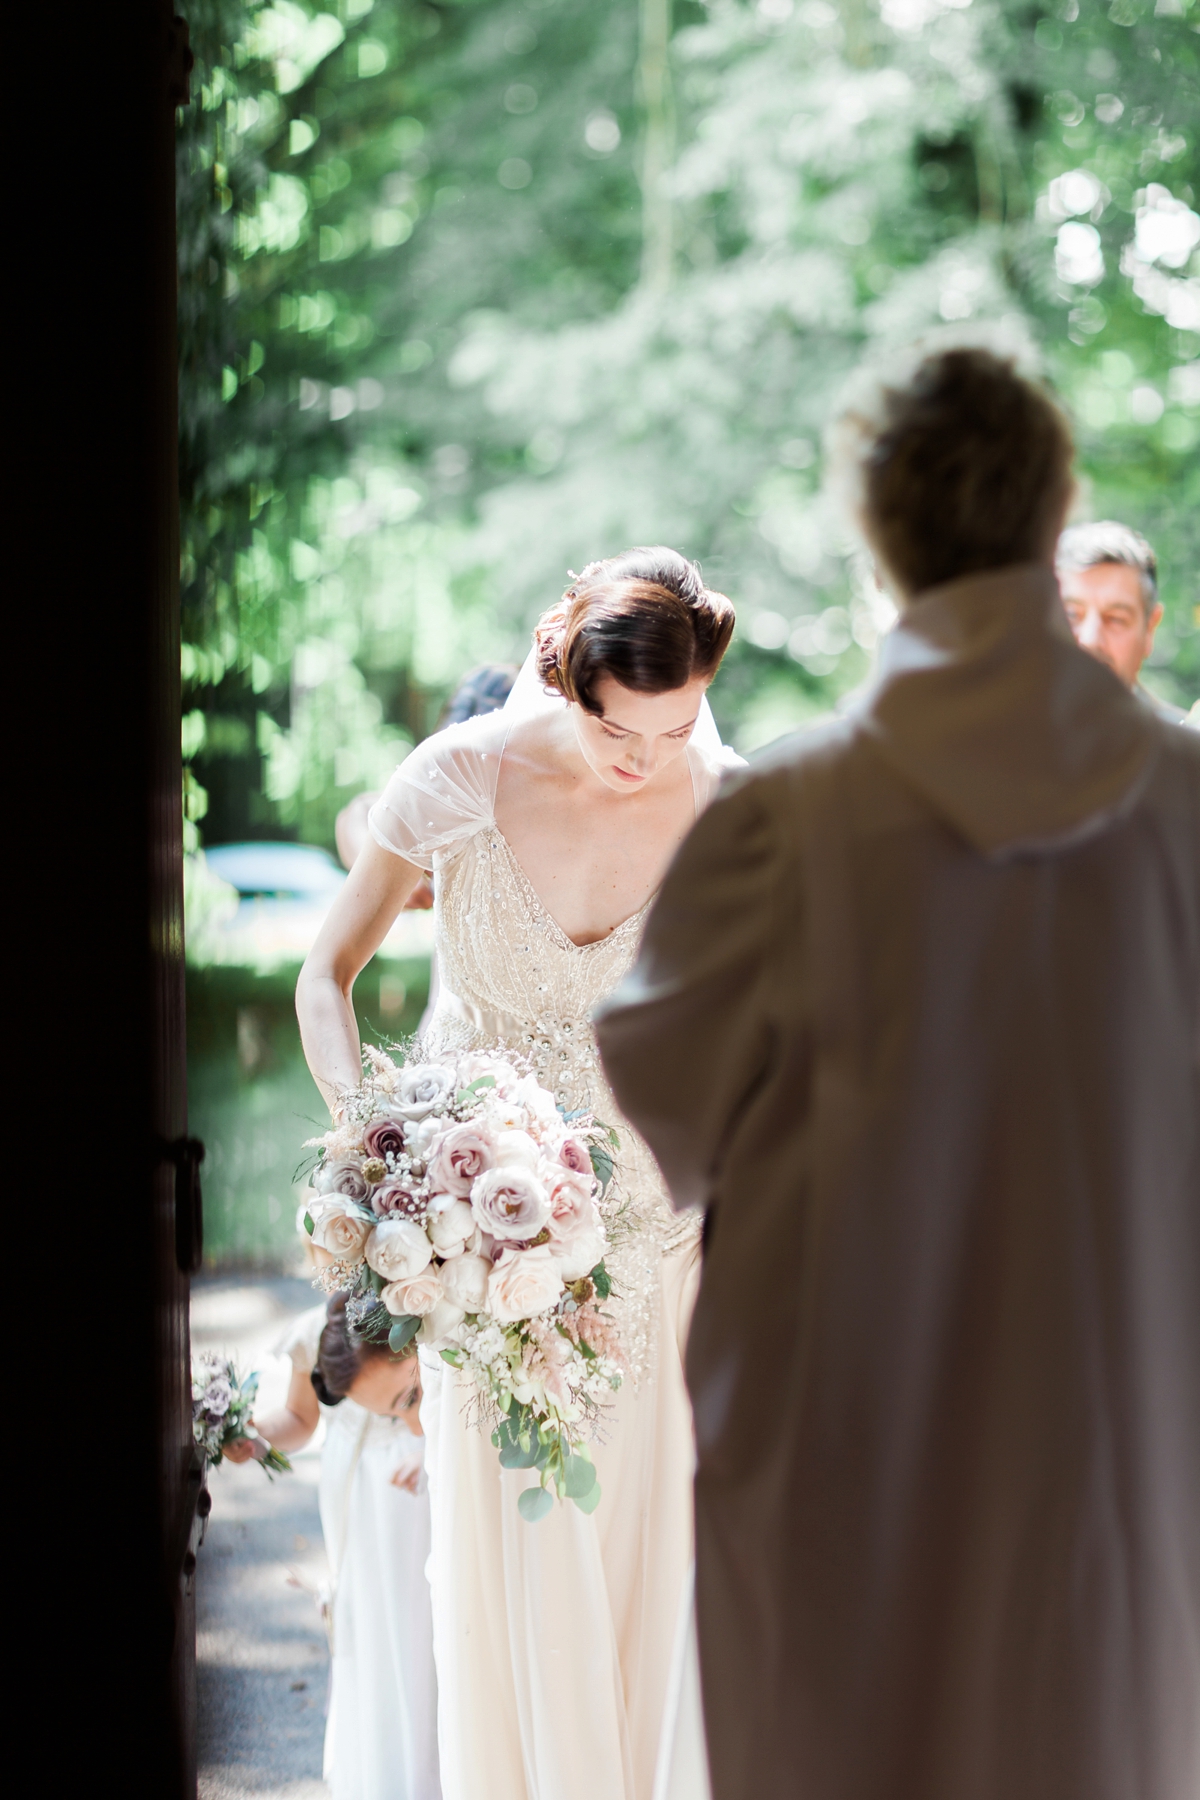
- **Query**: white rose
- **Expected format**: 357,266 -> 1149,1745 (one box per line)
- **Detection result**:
486,1245 -> 564,1323
510,1074 -> 561,1129
365,1218 -> 434,1282
494,1129 -> 539,1172
439,1252 -> 491,1312
417,1296 -> 468,1347
307,1195 -> 372,1262
381,1267 -> 443,1316
405,1115 -> 445,1162
483,1098 -> 529,1133
390,1063 -> 457,1122
549,1215 -> 606,1282
428,1200 -> 476,1258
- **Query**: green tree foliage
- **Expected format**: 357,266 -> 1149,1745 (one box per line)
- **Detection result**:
178,0 -> 1198,845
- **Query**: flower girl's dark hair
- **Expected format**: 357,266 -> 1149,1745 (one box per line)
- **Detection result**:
312,1293 -> 416,1406
534,546 -> 735,716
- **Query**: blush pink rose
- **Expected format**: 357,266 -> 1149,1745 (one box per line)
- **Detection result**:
546,1169 -> 594,1227
470,1166 -> 551,1242
557,1135 -> 593,1179
428,1122 -> 497,1197
486,1245 -> 563,1323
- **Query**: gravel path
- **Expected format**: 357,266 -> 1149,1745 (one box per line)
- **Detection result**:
192,1275 -> 331,1800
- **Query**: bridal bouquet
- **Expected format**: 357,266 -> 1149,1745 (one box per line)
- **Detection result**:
192,1354 -> 292,1477
301,1045 -> 624,1520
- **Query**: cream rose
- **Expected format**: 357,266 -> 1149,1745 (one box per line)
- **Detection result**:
548,1214 -> 606,1282
428,1199 -> 476,1258
494,1129 -> 540,1171
307,1195 -> 372,1262
365,1217 -> 434,1282
470,1165 -> 551,1241
381,1267 -> 443,1316
417,1297 -> 468,1347
439,1252 -> 492,1312
487,1245 -> 564,1323
428,1121 -> 497,1197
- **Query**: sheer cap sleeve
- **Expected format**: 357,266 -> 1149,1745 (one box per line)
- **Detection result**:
278,1304 -> 327,1374
368,710 -> 509,870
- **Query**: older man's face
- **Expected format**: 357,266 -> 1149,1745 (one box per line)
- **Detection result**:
1060,562 -> 1162,689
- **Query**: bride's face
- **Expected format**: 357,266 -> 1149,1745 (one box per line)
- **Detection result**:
571,674 -> 711,795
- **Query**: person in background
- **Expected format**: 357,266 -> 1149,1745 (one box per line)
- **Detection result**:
335,664 -> 520,878
1056,520 -> 1188,722
596,348 -> 1200,1800
225,1295 -> 440,1800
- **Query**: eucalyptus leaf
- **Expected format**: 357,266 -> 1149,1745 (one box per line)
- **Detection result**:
572,1480 -> 602,1516
388,1315 -> 420,1354
518,1485 -> 554,1524
589,1145 -> 614,1192
303,1212 -> 315,1237
591,1262 -> 612,1301
500,1438 -> 541,1470
564,1453 -> 597,1499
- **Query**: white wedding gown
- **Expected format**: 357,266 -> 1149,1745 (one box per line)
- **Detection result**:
282,1309 -> 441,1800
368,681 -> 739,1800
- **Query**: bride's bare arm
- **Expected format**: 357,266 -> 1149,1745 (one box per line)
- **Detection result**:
297,838 -> 426,1111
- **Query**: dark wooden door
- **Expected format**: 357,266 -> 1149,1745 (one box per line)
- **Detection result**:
24,3 -> 201,1788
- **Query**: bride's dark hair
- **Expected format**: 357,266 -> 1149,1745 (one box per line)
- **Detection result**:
534,546 -> 735,716
312,1293 -> 416,1406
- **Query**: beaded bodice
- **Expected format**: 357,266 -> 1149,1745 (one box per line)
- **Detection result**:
424,826 -> 700,1380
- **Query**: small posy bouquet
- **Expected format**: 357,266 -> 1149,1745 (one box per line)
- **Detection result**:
192,1354 -> 292,1477
302,1045 -> 624,1520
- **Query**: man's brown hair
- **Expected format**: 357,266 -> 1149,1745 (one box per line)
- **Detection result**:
835,345 -> 1075,595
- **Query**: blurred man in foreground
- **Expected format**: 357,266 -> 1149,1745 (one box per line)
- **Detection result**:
597,347 -> 1200,1800
1057,519 -> 1187,721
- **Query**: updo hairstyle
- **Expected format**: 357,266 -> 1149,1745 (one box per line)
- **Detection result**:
534,546 -> 735,716
311,1293 -> 416,1407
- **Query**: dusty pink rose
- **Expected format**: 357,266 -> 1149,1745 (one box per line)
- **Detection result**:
428,1122 -> 497,1197
314,1159 -> 371,1203
470,1166 -> 551,1242
371,1180 -> 425,1220
362,1116 -> 406,1164
558,1135 -> 593,1178
381,1267 -> 443,1316
486,1245 -> 563,1322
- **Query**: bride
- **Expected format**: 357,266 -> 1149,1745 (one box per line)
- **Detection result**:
297,547 -> 740,1800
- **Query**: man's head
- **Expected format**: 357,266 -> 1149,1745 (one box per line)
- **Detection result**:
832,344 -> 1075,600
1056,521 -> 1162,688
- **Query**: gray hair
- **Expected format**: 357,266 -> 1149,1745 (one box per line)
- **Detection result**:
1056,521 -> 1158,613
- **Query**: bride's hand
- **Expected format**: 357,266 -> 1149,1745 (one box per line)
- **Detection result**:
222,1434 -> 259,1465
391,1462 -> 421,1495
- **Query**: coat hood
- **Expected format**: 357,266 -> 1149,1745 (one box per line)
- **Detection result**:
864,564 -> 1158,858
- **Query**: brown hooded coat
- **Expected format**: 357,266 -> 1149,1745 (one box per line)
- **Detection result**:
595,565 -> 1200,1800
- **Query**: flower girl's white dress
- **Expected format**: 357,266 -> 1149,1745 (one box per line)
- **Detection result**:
367,669 -> 740,1800
283,1308 -> 441,1800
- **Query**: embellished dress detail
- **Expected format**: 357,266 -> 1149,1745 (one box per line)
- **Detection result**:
368,698 -> 739,1800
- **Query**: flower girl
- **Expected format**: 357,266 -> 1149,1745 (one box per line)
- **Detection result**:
227,1294 -> 441,1800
